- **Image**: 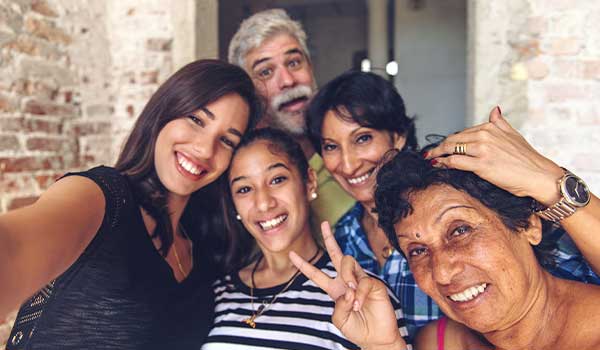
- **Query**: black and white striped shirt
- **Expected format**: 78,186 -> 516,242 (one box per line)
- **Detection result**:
202,254 -> 411,350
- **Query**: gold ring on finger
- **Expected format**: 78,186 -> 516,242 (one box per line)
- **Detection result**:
453,142 -> 467,155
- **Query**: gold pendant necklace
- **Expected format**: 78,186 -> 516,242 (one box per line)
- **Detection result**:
172,225 -> 193,278
382,245 -> 395,259
243,248 -> 321,328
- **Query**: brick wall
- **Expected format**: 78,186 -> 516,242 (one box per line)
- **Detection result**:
470,0 -> 600,192
0,0 -> 176,346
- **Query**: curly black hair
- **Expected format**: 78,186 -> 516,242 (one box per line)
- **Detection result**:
374,150 -> 556,265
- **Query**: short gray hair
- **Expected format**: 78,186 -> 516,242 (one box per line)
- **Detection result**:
228,9 -> 310,69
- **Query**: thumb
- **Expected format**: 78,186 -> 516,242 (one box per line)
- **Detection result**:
489,106 -> 513,132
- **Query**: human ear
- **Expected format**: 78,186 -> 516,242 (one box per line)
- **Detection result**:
306,168 -> 318,201
392,132 -> 407,150
523,214 -> 543,246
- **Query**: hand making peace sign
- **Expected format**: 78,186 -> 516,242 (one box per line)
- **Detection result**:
289,222 -> 408,350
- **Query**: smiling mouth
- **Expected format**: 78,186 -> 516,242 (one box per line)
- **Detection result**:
448,283 -> 488,302
347,168 -> 375,185
258,214 -> 288,231
176,152 -> 207,177
278,97 -> 308,111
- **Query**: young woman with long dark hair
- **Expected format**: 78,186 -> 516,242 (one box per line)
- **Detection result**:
1,59 -> 261,349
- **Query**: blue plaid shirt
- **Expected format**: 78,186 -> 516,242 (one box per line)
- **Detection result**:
334,202 -> 600,340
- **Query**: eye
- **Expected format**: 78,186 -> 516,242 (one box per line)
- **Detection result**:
451,224 -> 472,237
409,246 -> 428,258
257,67 -> 273,79
270,175 -> 287,185
235,186 -> 251,194
322,143 -> 337,152
356,134 -> 372,144
220,136 -> 236,149
288,58 -> 302,69
187,115 -> 204,127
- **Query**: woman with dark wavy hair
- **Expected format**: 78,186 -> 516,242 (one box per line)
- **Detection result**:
291,144 -> 600,350
0,59 -> 261,349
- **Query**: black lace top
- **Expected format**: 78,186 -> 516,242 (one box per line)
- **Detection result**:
7,166 -> 216,350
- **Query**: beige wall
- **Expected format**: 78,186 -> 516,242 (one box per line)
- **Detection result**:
468,0 -> 600,192
0,0 -> 217,346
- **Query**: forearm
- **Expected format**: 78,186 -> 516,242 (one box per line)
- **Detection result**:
0,215 -> 29,317
560,194 -> 600,274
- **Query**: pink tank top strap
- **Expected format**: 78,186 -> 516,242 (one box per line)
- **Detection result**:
437,316 -> 448,350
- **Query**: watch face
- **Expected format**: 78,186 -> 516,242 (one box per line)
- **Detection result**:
563,175 -> 591,207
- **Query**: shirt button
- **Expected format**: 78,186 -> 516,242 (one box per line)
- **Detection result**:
12,330 -> 24,346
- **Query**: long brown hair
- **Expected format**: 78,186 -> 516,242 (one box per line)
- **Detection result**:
115,59 -> 262,259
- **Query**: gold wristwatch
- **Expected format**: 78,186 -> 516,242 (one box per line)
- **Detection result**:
535,168 -> 591,223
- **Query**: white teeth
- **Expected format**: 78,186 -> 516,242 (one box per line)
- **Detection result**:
449,283 -> 487,302
347,170 -> 373,185
177,153 -> 201,175
258,214 -> 287,231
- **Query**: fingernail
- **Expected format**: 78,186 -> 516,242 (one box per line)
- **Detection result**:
422,151 -> 430,159
347,282 -> 356,290
496,105 -> 502,115
353,300 -> 360,311
430,159 -> 438,166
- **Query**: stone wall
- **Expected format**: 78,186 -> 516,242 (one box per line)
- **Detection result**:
0,0 -> 179,346
469,0 -> 600,191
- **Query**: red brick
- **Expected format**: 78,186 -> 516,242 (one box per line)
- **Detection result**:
23,99 -> 76,117
146,38 -> 172,51
7,196 -> 39,210
35,173 -> 61,190
0,178 -> 20,193
0,135 -> 21,152
0,94 -> 16,112
26,137 -> 73,152
0,156 -> 65,172
70,121 -> 111,136
140,70 -> 159,84
24,17 -> 72,45
5,36 -> 62,60
0,117 -> 63,134
31,0 -> 59,17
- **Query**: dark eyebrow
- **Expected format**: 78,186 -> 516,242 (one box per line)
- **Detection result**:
230,162 -> 289,186
435,205 -> 475,223
267,162 -> 290,172
284,48 -> 303,57
228,128 -> 242,138
200,107 -> 215,120
396,205 -> 476,239
251,48 -> 305,70
230,175 -> 246,186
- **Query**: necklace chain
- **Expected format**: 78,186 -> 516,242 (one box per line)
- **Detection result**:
243,248 -> 321,328
172,225 -> 192,278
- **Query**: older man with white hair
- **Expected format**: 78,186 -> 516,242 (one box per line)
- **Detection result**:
228,9 -> 353,226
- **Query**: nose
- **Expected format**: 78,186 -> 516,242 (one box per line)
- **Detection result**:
255,187 -> 277,213
277,67 -> 295,90
341,149 -> 361,176
192,134 -> 216,161
430,248 -> 463,286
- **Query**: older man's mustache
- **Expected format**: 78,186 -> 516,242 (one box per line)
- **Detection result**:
272,85 -> 313,112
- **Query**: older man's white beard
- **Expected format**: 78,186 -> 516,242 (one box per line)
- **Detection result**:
269,84 -> 314,136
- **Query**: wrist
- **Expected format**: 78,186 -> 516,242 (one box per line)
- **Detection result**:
533,166 -> 565,206
363,336 -> 407,350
